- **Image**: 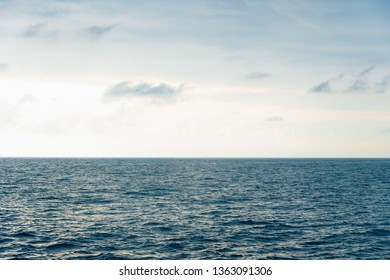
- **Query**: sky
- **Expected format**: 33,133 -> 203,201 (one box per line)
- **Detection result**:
0,0 -> 390,157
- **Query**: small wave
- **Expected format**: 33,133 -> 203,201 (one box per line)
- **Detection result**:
37,196 -> 59,201
227,253 -> 244,259
0,237 -> 13,244
94,252 -> 129,260
262,254 -> 295,260
305,240 -> 328,246
12,231 -> 36,239
165,242 -> 185,250
237,219 -> 267,226
91,232 -> 116,239
158,226 -> 173,232
366,228 -> 390,237
46,242 -> 78,251
203,177 -> 214,181
56,177 -> 70,182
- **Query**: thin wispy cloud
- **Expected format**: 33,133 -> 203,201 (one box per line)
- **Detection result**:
310,74 -> 343,93
376,75 -> 390,94
310,67 -> 390,94
20,22 -> 58,40
358,66 -> 375,77
347,78 -> 369,93
84,25 -> 116,40
20,22 -> 47,38
347,66 -> 375,93
310,80 -> 331,93
247,72 -> 270,80
105,81 -> 183,103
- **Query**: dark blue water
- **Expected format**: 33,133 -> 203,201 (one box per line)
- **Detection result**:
0,158 -> 389,259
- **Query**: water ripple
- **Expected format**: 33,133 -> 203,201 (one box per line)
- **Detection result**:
0,158 -> 389,259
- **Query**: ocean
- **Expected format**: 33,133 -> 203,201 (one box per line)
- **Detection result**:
0,158 -> 389,259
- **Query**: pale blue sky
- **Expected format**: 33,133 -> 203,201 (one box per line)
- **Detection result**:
0,0 -> 389,157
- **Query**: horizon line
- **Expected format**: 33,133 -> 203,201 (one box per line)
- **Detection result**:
1,156 -> 389,160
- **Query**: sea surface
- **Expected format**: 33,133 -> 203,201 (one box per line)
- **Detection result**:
0,158 -> 389,259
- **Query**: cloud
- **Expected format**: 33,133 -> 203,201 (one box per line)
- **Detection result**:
358,66 -> 375,77
20,22 -> 58,40
310,80 -> 331,93
384,128 -> 390,133
20,22 -> 47,38
347,78 -> 369,93
247,71 -> 270,80
310,74 -> 343,93
310,67 -> 390,94
376,75 -> 390,94
105,81 -> 183,103
347,66 -> 374,93
0,63 -> 9,72
84,24 -> 116,40
265,116 -> 283,122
